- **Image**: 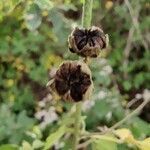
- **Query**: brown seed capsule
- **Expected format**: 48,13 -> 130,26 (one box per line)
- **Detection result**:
48,61 -> 93,102
68,26 -> 108,58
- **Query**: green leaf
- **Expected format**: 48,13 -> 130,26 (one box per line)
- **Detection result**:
130,117 -> 150,138
44,125 -> 66,150
134,73 -> 145,88
34,0 -> 53,10
123,81 -> 132,91
0,104 -> 35,144
137,138 -> 150,150
0,144 -> 18,150
92,139 -> 118,150
32,140 -> 44,149
48,8 -> 70,44
22,141 -> 33,150
25,4 -> 42,31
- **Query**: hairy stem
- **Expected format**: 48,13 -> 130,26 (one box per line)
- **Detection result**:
73,102 -> 82,150
82,0 -> 93,28
73,1 -> 93,149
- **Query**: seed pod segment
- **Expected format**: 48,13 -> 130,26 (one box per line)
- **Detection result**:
68,26 -> 107,58
48,61 -> 93,102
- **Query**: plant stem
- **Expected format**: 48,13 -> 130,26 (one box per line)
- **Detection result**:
73,102 -> 82,150
82,98 -> 150,138
82,0 -> 93,28
73,1 -> 93,149
108,98 -> 150,131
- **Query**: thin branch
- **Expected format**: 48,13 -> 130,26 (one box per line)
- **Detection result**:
123,26 -> 135,78
77,139 -> 92,149
82,98 -> 150,137
126,98 -> 139,109
124,0 -> 148,50
108,98 -> 150,131
124,26 -> 135,63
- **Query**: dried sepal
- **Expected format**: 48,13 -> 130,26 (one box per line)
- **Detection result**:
47,61 -> 93,102
68,26 -> 108,58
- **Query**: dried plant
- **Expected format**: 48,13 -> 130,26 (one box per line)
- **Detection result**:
45,0 -> 150,150
68,26 -> 107,57
49,61 -> 93,102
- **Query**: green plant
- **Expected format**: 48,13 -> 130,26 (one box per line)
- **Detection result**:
0,104 -> 35,145
43,0 -> 150,150
0,0 -> 149,149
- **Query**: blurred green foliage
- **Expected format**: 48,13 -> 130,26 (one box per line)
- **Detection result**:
0,104 -> 35,144
0,0 -> 149,149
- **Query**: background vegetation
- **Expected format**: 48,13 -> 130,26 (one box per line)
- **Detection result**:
0,0 -> 149,149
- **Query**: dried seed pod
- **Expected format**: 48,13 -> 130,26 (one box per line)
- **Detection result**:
68,26 -> 108,58
47,61 -> 93,102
